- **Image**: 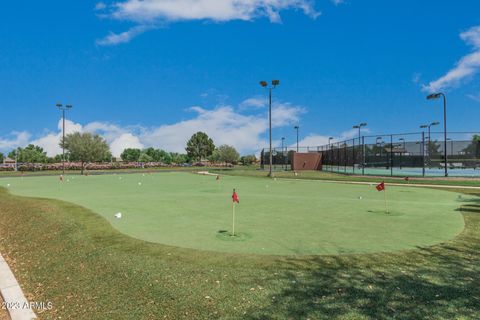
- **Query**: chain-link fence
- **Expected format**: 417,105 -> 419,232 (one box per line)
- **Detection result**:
261,132 -> 480,177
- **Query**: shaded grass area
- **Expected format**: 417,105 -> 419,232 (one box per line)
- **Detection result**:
0,187 -> 479,319
214,167 -> 480,187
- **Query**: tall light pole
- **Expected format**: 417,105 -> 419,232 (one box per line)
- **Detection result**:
281,137 -> 285,170
56,103 -> 73,176
427,92 -> 448,176
446,138 -> 453,158
352,123 -> 367,170
294,125 -> 299,152
420,121 -> 439,168
260,80 -> 280,177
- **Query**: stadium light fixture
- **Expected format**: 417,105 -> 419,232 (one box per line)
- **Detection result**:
353,123 -> 367,144
56,103 -> 73,176
328,137 -> 334,149
352,123 -> 367,171
426,92 -> 448,176
260,80 -> 280,177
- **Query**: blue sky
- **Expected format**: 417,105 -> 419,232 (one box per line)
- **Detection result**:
1,0 -> 479,156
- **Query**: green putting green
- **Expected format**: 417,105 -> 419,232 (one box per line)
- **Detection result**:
1,172 -> 470,255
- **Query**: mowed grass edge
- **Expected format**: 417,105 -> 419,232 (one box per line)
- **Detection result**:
211,167 -> 480,187
0,186 -> 480,319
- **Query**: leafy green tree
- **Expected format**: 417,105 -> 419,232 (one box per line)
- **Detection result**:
208,149 -> 221,163
463,135 -> 480,157
186,132 -> 215,161
138,152 -> 153,163
427,140 -> 441,157
215,145 -> 240,164
170,153 -> 188,164
0,152 -> 3,163
143,147 -> 160,162
240,155 -> 257,165
62,132 -> 110,174
158,150 -> 172,164
103,151 -> 113,162
120,148 -> 142,162
8,144 -> 47,163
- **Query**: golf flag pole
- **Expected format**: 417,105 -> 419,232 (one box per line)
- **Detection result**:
383,185 -> 388,213
232,201 -> 235,237
376,182 -> 388,213
232,189 -> 239,236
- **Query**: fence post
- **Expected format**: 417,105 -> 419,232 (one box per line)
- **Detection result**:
390,135 -> 394,177
362,136 -> 365,175
422,132 -> 426,177
352,139 -> 355,174
338,142 -> 341,172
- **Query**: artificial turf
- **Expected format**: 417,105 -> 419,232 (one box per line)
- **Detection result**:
0,172 -> 471,255
0,181 -> 480,319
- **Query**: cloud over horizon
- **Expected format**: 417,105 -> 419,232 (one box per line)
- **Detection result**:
423,25 -> 480,93
0,98 -> 305,158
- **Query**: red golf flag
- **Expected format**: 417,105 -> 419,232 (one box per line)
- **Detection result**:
376,182 -> 385,192
232,189 -> 239,203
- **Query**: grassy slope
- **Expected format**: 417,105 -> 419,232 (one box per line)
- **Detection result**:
2,173 -> 468,255
0,185 -> 480,319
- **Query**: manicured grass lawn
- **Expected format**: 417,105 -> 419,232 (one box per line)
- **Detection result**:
0,172 -> 470,255
0,173 -> 479,319
213,167 -> 480,187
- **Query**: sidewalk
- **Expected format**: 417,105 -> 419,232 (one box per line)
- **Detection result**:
0,254 -> 36,320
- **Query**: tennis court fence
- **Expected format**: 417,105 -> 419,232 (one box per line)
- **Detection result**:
260,132 -> 480,177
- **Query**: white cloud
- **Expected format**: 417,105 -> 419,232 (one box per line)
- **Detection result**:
423,26 -> 480,92
97,0 -> 320,45
292,128 -> 368,149
412,72 -> 421,85
96,25 -> 151,46
0,132 -> 31,152
467,93 -> 480,102
239,97 -> 267,109
95,2 -> 107,10
331,0 -> 344,5
271,103 -> 305,126
110,133 -> 145,156
0,98 -> 305,157
109,0 -> 319,23
30,119 -> 84,156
